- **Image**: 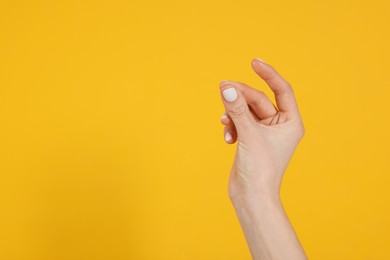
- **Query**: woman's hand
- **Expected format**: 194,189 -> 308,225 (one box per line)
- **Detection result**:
220,58 -> 305,203
219,58 -> 307,260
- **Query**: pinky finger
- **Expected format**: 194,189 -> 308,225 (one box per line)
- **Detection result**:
224,124 -> 237,144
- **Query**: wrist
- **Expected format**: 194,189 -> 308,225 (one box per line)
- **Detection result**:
228,178 -> 281,207
229,188 -> 282,213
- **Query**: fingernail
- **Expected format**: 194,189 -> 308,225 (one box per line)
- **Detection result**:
222,88 -> 237,102
221,112 -> 228,120
225,131 -> 232,142
255,58 -> 265,63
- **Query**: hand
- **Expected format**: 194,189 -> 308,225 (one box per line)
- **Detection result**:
220,59 -> 307,260
219,58 -> 307,260
219,58 -> 305,203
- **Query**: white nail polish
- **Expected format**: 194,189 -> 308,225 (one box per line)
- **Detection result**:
221,112 -> 228,120
225,131 -> 232,142
222,88 -> 237,102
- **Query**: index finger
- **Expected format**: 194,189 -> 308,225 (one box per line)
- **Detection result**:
251,58 -> 300,116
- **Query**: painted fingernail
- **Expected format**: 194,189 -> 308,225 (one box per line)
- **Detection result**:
221,112 -> 228,120
222,88 -> 237,102
225,131 -> 232,142
255,58 -> 265,63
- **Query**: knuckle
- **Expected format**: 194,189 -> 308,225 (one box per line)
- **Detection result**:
228,102 -> 247,117
254,90 -> 266,103
254,89 -> 265,97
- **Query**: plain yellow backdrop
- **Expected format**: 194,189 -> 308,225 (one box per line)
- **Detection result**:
1,0 -> 389,259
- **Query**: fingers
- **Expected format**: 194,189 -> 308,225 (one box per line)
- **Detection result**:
224,121 -> 237,144
219,82 -> 255,136
229,81 -> 278,120
220,111 -> 232,125
251,58 -> 300,116
220,112 -> 237,143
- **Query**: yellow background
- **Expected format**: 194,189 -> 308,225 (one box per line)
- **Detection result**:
1,0 -> 389,259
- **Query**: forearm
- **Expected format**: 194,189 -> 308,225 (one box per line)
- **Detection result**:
231,193 -> 307,260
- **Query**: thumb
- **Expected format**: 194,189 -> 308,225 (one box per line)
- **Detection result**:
219,81 -> 254,137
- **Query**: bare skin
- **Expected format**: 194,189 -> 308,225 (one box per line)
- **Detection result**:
219,58 -> 307,260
